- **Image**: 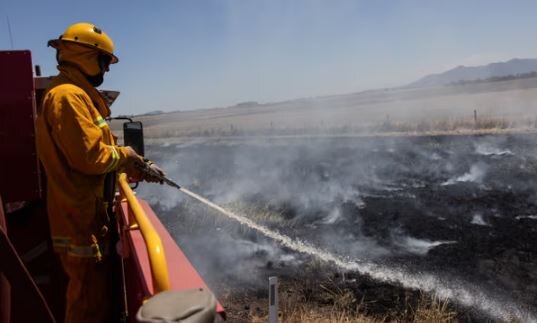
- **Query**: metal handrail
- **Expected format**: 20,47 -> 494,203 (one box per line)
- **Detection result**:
117,173 -> 170,293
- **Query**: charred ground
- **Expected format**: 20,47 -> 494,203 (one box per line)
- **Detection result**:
140,133 -> 537,322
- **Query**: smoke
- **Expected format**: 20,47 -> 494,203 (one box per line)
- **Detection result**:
471,213 -> 489,226
516,215 -> 537,220
138,133 -> 537,320
157,180 -> 534,322
442,163 -> 487,185
391,231 -> 457,256
475,142 -> 514,157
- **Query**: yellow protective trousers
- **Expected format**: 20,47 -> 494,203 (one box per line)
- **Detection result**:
59,254 -> 113,323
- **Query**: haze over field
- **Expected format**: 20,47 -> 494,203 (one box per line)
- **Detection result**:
133,71 -> 537,139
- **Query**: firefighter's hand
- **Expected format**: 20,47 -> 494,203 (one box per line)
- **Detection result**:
143,162 -> 165,184
124,146 -> 145,167
123,147 -> 145,181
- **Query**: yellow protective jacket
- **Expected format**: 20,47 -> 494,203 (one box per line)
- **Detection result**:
36,64 -> 130,260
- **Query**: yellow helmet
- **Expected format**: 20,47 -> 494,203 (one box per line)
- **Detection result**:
48,22 -> 119,64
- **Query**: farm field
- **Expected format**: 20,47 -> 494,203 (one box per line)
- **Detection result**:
126,77 -> 537,139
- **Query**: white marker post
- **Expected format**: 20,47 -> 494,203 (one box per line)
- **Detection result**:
268,276 -> 278,323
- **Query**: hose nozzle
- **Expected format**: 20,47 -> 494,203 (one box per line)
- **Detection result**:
136,161 -> 181,189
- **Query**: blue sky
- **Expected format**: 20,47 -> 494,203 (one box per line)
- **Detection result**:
2,0 -> 537,115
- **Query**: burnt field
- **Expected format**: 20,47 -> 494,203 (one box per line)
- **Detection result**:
139,134 -> 537,322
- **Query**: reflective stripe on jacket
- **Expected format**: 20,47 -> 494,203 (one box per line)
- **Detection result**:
36,64 -> 130,259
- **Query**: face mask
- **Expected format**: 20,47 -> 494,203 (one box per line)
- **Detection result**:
98,54 -> 112,72
84,54 -> 112,87
85,72 -> 105,87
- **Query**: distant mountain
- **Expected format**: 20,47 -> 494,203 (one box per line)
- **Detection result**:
409,58 -> 537,88
138,110 -> 164,116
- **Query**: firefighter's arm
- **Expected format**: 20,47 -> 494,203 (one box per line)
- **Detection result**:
46,87 -> 141,174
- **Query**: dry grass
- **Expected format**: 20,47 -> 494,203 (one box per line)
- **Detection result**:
276,283 -> 455,323
375,116 -> 512,134
220,276 -> 458,323
138,114 -> 537,140
276,281 -> 381,323
409,295 -> 457,323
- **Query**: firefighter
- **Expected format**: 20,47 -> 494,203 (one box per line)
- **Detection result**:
35,22 -> 162,323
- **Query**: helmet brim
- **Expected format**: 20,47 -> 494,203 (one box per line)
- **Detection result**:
48,39 -> 119,64
47,39 -> 60,49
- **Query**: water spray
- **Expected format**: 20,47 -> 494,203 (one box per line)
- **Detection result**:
140,163 -> 536,322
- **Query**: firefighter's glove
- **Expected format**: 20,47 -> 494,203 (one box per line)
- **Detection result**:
124,146 -> 145,168
123,146 -> 145,181
143,161 -> 166,184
